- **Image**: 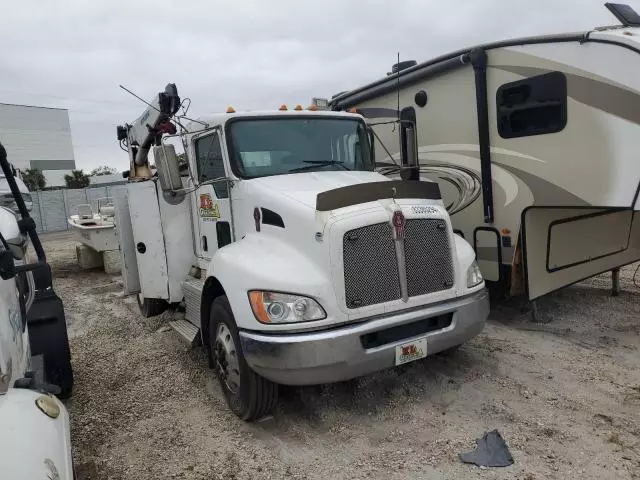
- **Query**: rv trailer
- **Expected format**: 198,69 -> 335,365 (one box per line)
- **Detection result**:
331,2 -> 640,303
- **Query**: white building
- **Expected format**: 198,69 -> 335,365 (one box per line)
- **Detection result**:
0,102 -> 76,187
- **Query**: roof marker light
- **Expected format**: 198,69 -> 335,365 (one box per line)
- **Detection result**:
226,106 -> 235,113
294,104 -> 303,111
279,104 -> 288,111
308,104 -> 317,111
348,108 -> 358,113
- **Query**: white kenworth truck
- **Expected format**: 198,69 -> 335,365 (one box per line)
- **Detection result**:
113,84 -> 489,420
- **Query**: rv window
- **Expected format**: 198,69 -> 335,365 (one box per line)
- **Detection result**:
195,132 -> 229,198
497,71 -> 567,139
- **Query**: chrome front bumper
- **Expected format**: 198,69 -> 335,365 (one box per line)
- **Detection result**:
239,289 -> 489,386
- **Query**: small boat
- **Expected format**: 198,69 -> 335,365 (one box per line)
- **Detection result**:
67,199 -> 119,252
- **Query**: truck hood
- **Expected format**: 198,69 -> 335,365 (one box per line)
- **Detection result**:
249,170 -> 389,209
232,170 -> 394,279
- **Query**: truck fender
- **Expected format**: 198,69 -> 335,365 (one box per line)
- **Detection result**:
453,233 -> 478,293
202,234 -> 333,332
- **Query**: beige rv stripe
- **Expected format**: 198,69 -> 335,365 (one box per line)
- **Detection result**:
493,65 -> 640,126
493,162 -> 589,206
426,149 -> 590,206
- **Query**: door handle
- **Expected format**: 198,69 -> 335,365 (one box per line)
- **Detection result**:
201,236 -> 208,252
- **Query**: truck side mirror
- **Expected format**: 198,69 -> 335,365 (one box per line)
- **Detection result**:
0,250 -> 16,280
153,144 -> 182,192
366,127 -> 375,163
400,121 -> 419,181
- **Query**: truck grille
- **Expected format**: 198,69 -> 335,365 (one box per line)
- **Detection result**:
343,222 -> 401,308
343,218 -> 454,309
404,219 -> 454,297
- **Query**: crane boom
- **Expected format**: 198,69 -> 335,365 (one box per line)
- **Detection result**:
116,83 -> 181,179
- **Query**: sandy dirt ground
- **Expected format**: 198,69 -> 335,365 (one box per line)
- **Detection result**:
42,231 -> 640,479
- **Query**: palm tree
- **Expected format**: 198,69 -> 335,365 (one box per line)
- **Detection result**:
64,170 -> 90,189
22,168 -> 46,191
90,165 -> 118,176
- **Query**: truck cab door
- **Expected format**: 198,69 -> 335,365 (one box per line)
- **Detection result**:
191,131 -> 233,260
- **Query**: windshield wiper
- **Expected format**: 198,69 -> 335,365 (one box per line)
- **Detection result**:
289,161 -> 351,173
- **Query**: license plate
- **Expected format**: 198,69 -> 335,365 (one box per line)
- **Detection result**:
395,337 -> 427,366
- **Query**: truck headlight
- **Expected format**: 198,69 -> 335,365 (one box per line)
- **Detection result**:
466,260 -> 484,288
248,291 -> 326,324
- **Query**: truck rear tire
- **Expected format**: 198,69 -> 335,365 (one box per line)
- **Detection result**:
137,294 -> 168,318
208,295 -> 278,421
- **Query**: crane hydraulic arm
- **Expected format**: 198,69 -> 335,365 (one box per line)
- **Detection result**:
116,83 -> 181,180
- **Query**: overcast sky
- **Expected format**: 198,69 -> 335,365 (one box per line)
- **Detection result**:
0,0 -> 628,171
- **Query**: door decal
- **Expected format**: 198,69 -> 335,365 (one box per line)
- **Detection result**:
199,194 -> 220,222
9,307 -> 23,360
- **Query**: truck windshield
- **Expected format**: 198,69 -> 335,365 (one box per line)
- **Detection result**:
226,117 -> 373,178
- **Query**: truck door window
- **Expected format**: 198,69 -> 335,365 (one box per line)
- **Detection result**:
195,132 -> 229,198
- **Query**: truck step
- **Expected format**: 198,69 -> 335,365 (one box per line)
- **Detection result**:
169,319 -> 201,347
182,277 -> 204,327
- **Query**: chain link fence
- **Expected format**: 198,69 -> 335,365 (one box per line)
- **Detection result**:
30,186 -> 122,233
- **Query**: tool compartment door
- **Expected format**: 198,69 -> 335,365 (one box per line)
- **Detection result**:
113,186 -> 140,295
523,207 -> 640,300
127,181 -> 169,300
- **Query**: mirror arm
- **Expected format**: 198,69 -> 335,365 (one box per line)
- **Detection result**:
14,261 -> 49,275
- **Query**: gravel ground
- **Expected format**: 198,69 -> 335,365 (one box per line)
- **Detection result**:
42,231 -> 640,479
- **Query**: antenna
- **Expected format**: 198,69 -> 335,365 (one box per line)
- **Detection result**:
390,52 -> 401,132
119,84 -> 162,114
396,52 -> 400,126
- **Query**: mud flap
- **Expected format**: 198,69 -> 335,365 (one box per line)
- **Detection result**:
522,207 -> 640,300
27,264 -> 74,398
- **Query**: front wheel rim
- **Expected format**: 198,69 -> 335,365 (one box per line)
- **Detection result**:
214,322 -> 241,395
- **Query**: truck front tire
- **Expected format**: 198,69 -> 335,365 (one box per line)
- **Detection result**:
208,295 -> 278,421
